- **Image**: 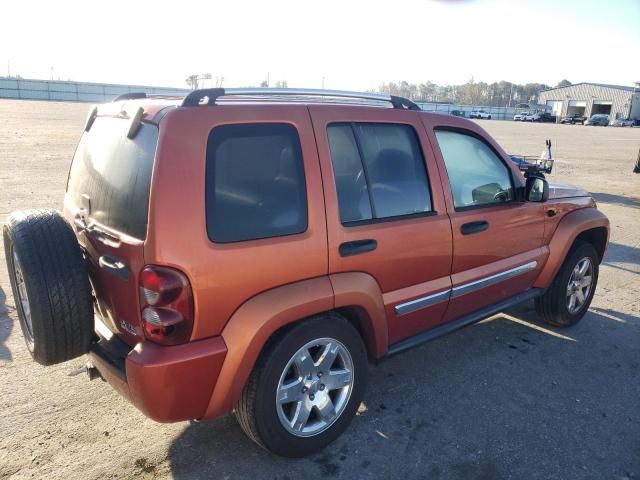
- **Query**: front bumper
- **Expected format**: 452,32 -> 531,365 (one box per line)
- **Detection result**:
89,333 -> 227,422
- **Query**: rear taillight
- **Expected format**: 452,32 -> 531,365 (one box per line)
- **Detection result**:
139,266 -> 193,346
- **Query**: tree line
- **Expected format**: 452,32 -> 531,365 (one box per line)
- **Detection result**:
375,79 -> 572,106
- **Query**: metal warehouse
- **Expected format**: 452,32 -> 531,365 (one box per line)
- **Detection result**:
538,82 -> 640,121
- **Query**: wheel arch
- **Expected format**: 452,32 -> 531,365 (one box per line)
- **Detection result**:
202,273 -> 388,419
534,208 -> 609,289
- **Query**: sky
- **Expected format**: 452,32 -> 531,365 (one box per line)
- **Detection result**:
1,0 -> 638,90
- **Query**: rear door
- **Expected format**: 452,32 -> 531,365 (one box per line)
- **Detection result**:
309,106 -> 453,345
64,114 -> 158,346
422,117 -> 548,322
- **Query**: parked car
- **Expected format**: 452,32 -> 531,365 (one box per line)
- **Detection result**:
513,111 -> 529,121
610,118 -> 634,127
470,109 -> 491,119
3,88 -> 609,457
451,110 -> 466,117
560,114 -> 586,125
585,114 -> 610,126
535,112 -> 557,123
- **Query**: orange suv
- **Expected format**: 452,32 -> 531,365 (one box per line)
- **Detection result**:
4,88 -> 609,457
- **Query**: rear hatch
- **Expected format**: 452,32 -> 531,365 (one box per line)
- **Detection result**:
64,111 -> 158,346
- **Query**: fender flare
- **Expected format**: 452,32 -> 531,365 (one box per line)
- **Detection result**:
534,208 -> 609,289
202,273 -> 388,419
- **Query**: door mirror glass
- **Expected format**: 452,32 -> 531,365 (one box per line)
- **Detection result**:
525,176 -> 549,202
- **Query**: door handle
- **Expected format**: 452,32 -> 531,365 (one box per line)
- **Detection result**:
98,255 -> 129,280
460,221 -> 489,235
339,239 -> 377,257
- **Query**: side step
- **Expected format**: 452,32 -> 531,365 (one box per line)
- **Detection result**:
386,288 -> 544,357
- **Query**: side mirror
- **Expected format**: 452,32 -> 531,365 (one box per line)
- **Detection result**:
525,176 -> 549,202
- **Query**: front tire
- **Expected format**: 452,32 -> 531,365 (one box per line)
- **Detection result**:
535,241 -> 599,327
235,313 -> 368,457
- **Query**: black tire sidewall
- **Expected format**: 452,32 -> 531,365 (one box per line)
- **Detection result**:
252,316 -> 368,457
3,210 -> 94,365
552,242 -> 599,325
4,225 -> 36,353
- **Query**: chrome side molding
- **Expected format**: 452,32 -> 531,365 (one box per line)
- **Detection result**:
394,261 -> 538,316
394,289 -> 451,316
450,261 -> 538,299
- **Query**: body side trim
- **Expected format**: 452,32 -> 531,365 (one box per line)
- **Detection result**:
451,261 -> 538,298
394,260 -> 538,316
387,288 -> 544,356
394,290 -> 451,315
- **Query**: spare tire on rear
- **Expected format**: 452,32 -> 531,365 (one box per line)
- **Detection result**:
3,209 -> 94,366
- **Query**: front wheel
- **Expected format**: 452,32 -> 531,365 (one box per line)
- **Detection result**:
235,313 -> 368,457
535,241 -> 599,327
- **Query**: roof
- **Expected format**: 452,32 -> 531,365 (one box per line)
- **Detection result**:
541,82 -> 637,93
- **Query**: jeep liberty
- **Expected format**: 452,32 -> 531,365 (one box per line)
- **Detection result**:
4,88 -> 609,457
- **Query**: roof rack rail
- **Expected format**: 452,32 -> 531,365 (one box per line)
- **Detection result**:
113,92 -> 147,101
181,88 -> 420,111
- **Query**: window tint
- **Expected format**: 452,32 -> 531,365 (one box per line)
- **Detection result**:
435,130 -> 514,209
206,124 -> 307,243
67,117 -> 158,239
327,125 -> 372,223
327,123 -> 432,224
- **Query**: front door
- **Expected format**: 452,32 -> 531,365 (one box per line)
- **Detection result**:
309,106 -> 453,345
423,119 -> 548,322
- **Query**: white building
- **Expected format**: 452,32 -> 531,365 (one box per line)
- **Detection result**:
537,82 -> 640,120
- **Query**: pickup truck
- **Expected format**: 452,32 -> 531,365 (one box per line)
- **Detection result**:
470,109 -> 491,119
560,114 -> 586,125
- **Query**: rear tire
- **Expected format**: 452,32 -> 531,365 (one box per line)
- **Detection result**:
235,312 -> 368,457
535,241 -> 599,327
3,209 -> 94,365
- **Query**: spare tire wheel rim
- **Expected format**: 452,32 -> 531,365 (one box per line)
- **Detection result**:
12,249 -> 34,344
276,338 -> 354,437
566,256 -> 593,314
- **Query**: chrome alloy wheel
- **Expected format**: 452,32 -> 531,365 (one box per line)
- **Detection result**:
12,249 -> 34,344
276,338 -> 354,437
566,257 -> 593,314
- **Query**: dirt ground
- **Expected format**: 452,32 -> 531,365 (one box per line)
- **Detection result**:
0,99 -> 638,480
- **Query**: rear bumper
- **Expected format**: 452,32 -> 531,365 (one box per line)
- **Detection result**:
89,335 -> 227,422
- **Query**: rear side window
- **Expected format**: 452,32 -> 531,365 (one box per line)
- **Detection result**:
327,123 -> 432,224
67,117 -> 158,239
206,124 -> 307,243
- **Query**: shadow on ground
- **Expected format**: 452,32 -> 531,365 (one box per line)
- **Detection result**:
591,192 -> 640,209
166,302 -> 640,480
0,286 -> 13,362
602,242 -> 640,275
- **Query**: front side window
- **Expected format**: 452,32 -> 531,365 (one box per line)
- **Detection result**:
327,123 -> 432,224
435,130 -> 514,209
206,124 -> 307,243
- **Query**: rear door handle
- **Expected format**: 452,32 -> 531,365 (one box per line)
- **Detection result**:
339,239 -> 377,257
461,221 -> 489,235
98,255 -> 129,280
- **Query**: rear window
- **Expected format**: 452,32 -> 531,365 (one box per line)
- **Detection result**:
67,117 -> 158,239
205,123 -> 307,243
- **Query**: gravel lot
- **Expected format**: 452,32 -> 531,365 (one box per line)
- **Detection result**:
0,100 -> 638,480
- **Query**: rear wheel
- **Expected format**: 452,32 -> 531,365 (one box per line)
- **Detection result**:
235,313 -> 368,457
3,209 -> 94,365
535,241 -> 599,327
